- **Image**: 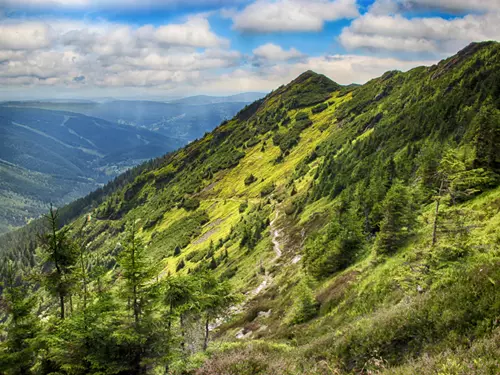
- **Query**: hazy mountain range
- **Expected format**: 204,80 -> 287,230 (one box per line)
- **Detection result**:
0,93 -> 264,233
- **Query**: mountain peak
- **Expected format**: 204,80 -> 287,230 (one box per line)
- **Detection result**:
294,70 -> 321,81
263,70 -> 341,111
290,70 -> 340,90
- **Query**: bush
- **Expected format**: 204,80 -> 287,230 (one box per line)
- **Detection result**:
239,201 -> 249,213
260,183 -> 275,197
221,266 -> 238,280
244,174 -> 257,186
181,197 -> 200,211
176,258 -> 185,271
295,112 -> 309,121
246,137 -> 260,148
195,342 -> 293,375
312,103 -> 328,114
293,119 -> 313,132
289,279 -> 319,325
304,211 -> 363,279
273,130 -> 300,153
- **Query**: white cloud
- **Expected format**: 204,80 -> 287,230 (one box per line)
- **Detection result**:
0,0 -> 247,9
0,16 -> 240,91
232,0 -> 359,32
0,22 -> 52,50
141,16 -> 228,48
340,11 -> 500,53
400,0 -> 499,13
253,43 -> 304,61
192,54 -> 436,95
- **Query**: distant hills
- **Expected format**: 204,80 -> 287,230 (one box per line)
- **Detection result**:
4,93 -> 266,141
0,94 -> 262,233
167,92 -> 266,105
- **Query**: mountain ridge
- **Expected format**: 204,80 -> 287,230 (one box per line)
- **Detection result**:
1,41 -> 500,374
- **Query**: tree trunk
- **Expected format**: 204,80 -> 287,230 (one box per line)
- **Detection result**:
133,285 -> 139,325
165,303 -> 173,374
203,318 -> 209,351
180,314 -> 185,353
59,293 -> 65,320
432,179 -> 444,247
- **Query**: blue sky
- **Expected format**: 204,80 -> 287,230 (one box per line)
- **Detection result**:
0,0 -> 498,100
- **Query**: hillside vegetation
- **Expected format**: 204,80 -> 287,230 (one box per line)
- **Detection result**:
1,42 -> 500,375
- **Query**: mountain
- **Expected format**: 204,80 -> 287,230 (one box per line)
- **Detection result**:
0,95 -> 258,234
1,42 -> 500,374
167,92 -> 266,105
4,98 -> 260,141
0,106 -> 183,234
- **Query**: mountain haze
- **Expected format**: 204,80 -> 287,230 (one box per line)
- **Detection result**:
0,96 -> 258,234
5,98 -> 260,141
1,42 -> 500,374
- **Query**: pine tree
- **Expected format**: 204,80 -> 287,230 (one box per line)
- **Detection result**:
162,274 -> 199,371
472,104 -> 500,172
0,262 -> 39,375
199,273 -> 235,351
290,278 -> 318,325
117,220 -> 161,374
375,181 -> 415,255
38,206 -> 78,320
173,245 -> 181,256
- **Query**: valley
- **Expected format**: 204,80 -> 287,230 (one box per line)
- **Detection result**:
0,96 -> 260,233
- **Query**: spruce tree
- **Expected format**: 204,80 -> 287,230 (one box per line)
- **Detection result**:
290,278 -> 318,325
199,273 -> 235,351
375,181 -> 415,255
38,206 -> 78,320
162,274 -> 199,371
117,220 -> 161,374
0,262 -> 39,375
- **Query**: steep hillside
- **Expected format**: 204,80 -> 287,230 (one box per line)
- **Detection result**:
1,42 -> 500,375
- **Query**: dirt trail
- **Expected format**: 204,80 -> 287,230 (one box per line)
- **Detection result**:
269,211 -> 282,259
210,206 -> 284,335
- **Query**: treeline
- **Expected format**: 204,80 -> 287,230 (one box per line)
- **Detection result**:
0,208 -> 236,374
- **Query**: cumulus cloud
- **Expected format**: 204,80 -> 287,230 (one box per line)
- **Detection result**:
340,8 -> 500,53
0,22 -> 52,50
399,0 -> 499,13
193,54 -> 436,94
0,0 -> 247,10
232,0 -> 359,32
0,15 -> 240,90
137,17 -> 228,48
253,43 -> 304,61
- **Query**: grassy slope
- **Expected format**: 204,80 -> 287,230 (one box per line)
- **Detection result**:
11,43 -> 500,373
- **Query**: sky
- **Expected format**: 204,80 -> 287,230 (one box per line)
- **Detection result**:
0,0 -> 499,100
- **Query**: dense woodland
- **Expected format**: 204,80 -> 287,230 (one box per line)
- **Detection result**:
1,42 -> 500,374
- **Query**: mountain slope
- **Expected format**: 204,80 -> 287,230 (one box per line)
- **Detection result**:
0,106 -> 183,233
1,42 -> 500,374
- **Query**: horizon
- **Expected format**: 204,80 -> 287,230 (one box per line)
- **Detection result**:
0,91 -> 268,102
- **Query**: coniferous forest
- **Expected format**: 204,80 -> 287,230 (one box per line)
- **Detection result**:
1,42 -> 500,374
